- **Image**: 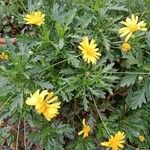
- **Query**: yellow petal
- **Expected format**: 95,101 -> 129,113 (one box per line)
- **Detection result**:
40,90 -> 48,98
43,113 -> 51,121
45,92 -> 54,102
135,15 -> 138,24
26,98 -> 36,105
83,36 -> 89,44
125,32 -> 132,42
90,39 -> 97,48
101,141 -> 109,146
47,96 -> 58,103
119,27 -> 129,33
120,30 -> 130,37
82,119 -> 86,126
26,90 -> 40,105
141,28 -> 147,31
49,102 -> 61,108
120,21 -> 128,26
126,17 -> 132,24
119,144 -> 124,148
131,14 -> 135,21
78,130 -> 84,135
83,132 -> 88,138
78,45 -> 84,51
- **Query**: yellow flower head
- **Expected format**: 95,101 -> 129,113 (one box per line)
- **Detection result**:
138,135 -> 145,142
78,119 -> 91,138
0,52 -> 8,60
101,131 -> 125,150
119,14 -> 147,42
26,90 -> 61,121
24,11 -> 45,26
78,36 -> 101,64
121,42 -> 131,52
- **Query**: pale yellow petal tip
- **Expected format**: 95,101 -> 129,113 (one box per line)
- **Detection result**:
131,14 -> 135,18
141,28 -> 148,31
82,36 -> 88,40
45,116 -> 51,121
25,100 -> 31,105
100,142 -> 109,146
78,130 -> 83,135
82,119 -> 85,125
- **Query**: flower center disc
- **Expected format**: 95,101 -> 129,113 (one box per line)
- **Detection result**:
129,24 -> 138,32
86,47 -> 94,56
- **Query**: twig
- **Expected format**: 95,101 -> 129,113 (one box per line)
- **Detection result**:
16,118 -> 21,150
24,118 -> 27,150
9,126 -> 24,146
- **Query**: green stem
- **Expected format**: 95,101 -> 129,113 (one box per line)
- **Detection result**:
43,54 -> 81,71
92,98 -> 111,136
55,83 -> 70,95
0,91 -> 16,111
105,71 -> 150,75
17,0 -> 26,11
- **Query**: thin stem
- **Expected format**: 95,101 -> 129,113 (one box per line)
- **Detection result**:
17,0 -> 26,11
100,0 -> 106,6
105,71 -> 150,75
93,98 -> 136,149
92,98 -> 111,136
16,118 -> 21,150
0,91 -> 16,111
43,54 -> 81,71
135,9 -> 150,15
24,118 -> 27,150
55,83 -> 70,94
125,143 -> 136,150
38,26 -> 65,56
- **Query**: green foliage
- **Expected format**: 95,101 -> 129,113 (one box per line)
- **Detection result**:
98,104 -> 150,148
67,138 -> 96,150
0,0 -> 150,149
0,127 -> 12,145
29,122 -> 74,149
58,58 -> 117,110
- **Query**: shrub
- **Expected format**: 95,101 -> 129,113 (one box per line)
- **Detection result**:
0,0 -> 150,149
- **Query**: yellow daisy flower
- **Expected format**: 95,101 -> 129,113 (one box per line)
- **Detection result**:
101,131 -> 125,150
78,119 -> 91,138
121,42 -> 131,52
26,90 -> 61,121
119,14 -> 147,42
24,11 -> 45,26
0,52 -> 8,60
78,36 -> 101,64
138,135 -> 145,142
